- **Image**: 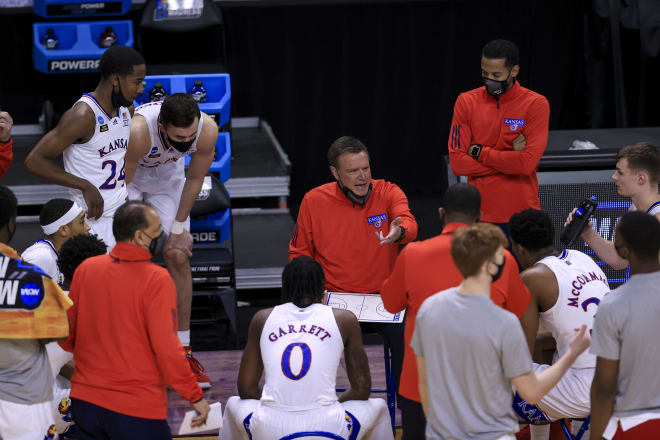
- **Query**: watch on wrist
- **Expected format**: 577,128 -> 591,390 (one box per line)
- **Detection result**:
469,144 -> 482,160
394,226 -> 405,243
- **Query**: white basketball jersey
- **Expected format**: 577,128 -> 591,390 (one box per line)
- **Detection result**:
538,250 -> 610,369
260,303 -> 343,410
632,201 -> 660,216
21,239 -> 63,285
63,94 -> 130,216
134,101 -> 203,168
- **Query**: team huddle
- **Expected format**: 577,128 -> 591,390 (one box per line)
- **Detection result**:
1,38 -> 660,440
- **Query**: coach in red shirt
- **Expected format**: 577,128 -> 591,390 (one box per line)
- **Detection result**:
60,201 -> 209,438
381,183 -> 530,439
289,135 -> 418,408
448,39 -> 550,235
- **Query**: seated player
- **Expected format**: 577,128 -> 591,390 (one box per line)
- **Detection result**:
411,223 -> 590,439
22,199 -> 90,285
221,257 -> 393,440
510,209 -> 610,440
47,234 -> 107,438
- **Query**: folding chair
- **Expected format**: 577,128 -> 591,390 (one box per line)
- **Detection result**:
560,416 -> 591,440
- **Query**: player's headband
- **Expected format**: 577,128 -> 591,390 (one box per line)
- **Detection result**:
42,203 -> 84,235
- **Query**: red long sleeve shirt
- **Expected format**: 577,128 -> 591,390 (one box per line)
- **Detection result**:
380,222 -> 530,402
0,138 -> 13,180
59,242 -> 202,419
289,179 -> 418,293
448,81 -> 550,223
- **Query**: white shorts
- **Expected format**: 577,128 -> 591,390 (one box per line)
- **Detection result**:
127,160 -> 190,235
0,398 -> 57,440
533,363 -> 593,421
220,397 -> 393,440
88,214 -> 116,251
52,376 -> 74,436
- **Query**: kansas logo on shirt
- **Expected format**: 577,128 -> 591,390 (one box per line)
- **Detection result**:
367,213 -> 387,228
504,118 -> 525,131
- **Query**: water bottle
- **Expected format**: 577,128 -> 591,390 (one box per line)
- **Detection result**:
190,80 -> 207,103
42,29 -> 58,50
560,196 -> 598,246
149,82 -> 167,102
100,26 -> 117,48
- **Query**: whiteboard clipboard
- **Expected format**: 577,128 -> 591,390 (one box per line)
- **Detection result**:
324,292 -> 405,324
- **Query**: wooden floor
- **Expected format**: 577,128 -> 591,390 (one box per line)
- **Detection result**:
169,345 -> 400,438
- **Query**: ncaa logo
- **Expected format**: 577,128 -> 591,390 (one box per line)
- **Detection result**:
367,213 -> 387,228
20,283 -> 43,308
504,118 -> 525,131
150,146 -> 159,155
97,116 -> 104,125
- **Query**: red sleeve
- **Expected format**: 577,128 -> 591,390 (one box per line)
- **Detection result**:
387,184 -> 417,244
447,95 -> 499,177
288,195 -> 315,261
499,251 -> 530,318
478,97 -> 550,175
0,139 -> 13,179
59,265 -> 82,353
380,245 -> 409,313
145,271 -> 203,403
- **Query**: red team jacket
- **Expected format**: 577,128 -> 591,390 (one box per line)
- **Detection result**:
0,138 -> 13,179
380,223 -> 530,402
60,242 -> 202,419
289,179 -> 418,293
448,81 -> 550,223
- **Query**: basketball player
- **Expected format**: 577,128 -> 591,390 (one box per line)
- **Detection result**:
124,93 -> 218,388
565,142 -> 660,270
25,45 -> 146,249
221,257 -> 393,440
510,209 -> 610,440
22,199 -> 90,286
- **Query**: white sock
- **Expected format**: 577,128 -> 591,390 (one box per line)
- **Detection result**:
530,424 -> 551,440
178,330 -> 190,347
573,420 -> 590,440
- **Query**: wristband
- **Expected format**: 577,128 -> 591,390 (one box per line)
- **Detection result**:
171,220 -> 186,235
394,226 -> 405,243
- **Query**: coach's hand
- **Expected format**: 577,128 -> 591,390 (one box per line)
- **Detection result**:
0,111 -> 13,142
564,207 -> 593,238
376,216 -> 403,245
82,182 -> 104,220
512,133 -> 526,151
164,230 -> 193,257
190,398 -> 211,428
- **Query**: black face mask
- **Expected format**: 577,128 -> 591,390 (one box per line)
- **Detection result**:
490,258 -> 506,283
482,72 -> 513,97
111,80 -> 133,109
166,135 -> 196,153
337,179 -> 372,206
143,230 -> 167,256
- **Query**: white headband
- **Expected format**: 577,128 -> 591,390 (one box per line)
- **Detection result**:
42,203 -> 84,235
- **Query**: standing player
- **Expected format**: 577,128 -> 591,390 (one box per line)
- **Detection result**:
25,45 -> 146,249
566,142 -> 660,270
221,257 -> 393,440
510,209 -> 610,440
22,198 -> 90,285
124,93 -> 218,388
